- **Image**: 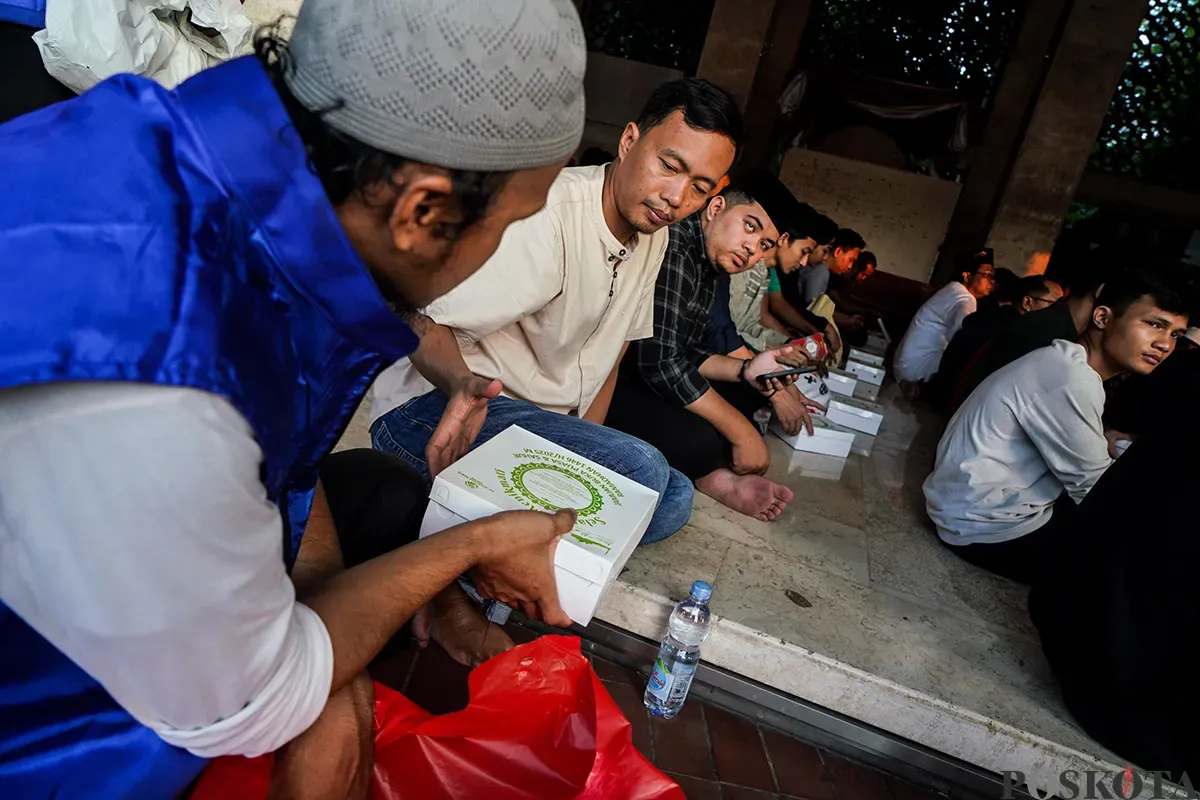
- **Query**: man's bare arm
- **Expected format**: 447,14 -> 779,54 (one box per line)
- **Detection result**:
767,293 -> 820,335
290,480 -> 344,596
305,510 -> 572,693
406,313 -> 474,395
682,385 -> 761,446
582,342 -> 628,425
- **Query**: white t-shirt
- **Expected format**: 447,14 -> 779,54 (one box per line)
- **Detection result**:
923,340 -> 1112,544
894,282 -> 977,383
372,165 -> 667,421
0,382 -> 333,758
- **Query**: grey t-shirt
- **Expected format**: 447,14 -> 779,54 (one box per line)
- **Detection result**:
796,263 -> 830,304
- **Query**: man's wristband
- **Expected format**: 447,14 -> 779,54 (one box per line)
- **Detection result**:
738,358 -> 752,384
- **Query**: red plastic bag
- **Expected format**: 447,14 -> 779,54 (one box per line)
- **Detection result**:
192,636 -> 682,800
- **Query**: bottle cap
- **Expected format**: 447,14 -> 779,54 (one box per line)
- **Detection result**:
690,580 -> 713,602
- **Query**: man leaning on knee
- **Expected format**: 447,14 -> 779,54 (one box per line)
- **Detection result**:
0,0 -> 587,797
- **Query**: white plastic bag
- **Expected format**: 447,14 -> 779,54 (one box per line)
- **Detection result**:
33,0 -> 252,94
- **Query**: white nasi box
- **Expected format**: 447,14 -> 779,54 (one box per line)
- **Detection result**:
827,396 -> 885,436
418,425 -> 658,626
853,380 -> 880,403
771,415 -> 855,459
824,368 -> 858,397
865,319 -> 892,353
845,359 -> 885,387
848,348 -> 885,367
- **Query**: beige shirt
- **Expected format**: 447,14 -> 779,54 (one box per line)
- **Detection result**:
371,165 -> 668,421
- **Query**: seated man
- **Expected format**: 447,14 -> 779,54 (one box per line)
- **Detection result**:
606,170 -> 809,522
893,248 -> 996,396
953,255 -> 1114,406
761,210 -> 843,352
768,224 -> 862,355
928,274 -> 1063,415
826,249 -> 877,308
825,249 -> 880,348
708,200 -> 826,353
1103,323 -> 1200,440
703,203 -> 826,437
0,2 -> 587,796
923,269 -> 1189,584
371,78 -> 743,554
1030,410 -> 1200,783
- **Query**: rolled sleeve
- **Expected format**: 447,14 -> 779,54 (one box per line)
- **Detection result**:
0,384 -> 336,759
634,257 -> 711,406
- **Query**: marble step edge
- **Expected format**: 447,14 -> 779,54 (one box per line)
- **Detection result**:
596,579 -> 1126,798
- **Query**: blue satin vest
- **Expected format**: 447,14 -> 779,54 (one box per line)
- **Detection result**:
0,57 -> 418,798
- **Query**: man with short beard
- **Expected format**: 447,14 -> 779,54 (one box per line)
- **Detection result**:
371,78 -> 744,658
607,170 -> 811,522
0,0 -> 586,796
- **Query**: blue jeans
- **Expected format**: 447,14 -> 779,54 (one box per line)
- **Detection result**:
371,392 -> 694,544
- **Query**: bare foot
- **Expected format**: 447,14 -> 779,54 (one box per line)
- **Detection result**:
696,469 -> 794,521
426,583 -> 514,668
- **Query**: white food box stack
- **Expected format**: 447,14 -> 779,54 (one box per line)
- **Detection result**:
418,425 -> 658,625
865,319 -> 892,354
847,348 -> 884,367
826,396 -> 886,436
823,368 -> 858,397
770,415 -> 857,459
845,359 -> 885,387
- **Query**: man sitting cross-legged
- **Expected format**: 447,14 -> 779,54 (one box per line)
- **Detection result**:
606,169 -> 812,522
923,268 -> 1190,585
370,78 -> 743,663
894,248 -> 996,398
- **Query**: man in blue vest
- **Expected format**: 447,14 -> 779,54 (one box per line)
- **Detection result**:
0,0 -> 586,797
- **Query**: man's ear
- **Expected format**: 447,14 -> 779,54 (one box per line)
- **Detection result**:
1020,296 -> 1034,313
706,194 -> 727,220
961,271 -> 971,284
387,167 -> 458,253
1093,304 -> 1115,331
777,231 -> 791,249
617,122 -> 641,163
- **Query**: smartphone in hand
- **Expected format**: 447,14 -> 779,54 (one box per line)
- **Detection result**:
757,365 -> 818,386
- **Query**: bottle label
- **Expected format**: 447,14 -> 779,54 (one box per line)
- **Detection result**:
647,657 -> 697,705
647,657 -> 671,702
667,663 -> 697,705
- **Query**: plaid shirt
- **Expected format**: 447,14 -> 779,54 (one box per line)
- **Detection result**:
628,214 -> 722,406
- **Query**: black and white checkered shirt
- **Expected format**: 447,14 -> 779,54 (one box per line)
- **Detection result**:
627,214 -> 722,406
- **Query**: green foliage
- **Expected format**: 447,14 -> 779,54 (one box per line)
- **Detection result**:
1091,0 -> 1200,187
801,0 -> 1022,107
580,0 -> 717,73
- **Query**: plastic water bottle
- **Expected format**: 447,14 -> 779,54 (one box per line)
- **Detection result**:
644,581 -> 713,719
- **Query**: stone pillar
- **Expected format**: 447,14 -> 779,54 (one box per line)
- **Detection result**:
695,0 -> 777,110
985,0 -> 1150,275
740,0 -> 815,167
931,0 -> 1073,283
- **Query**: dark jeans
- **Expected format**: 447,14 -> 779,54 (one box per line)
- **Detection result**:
605,377 -> 767,481
937,496 -> 1076,586
372,392 -> 694,544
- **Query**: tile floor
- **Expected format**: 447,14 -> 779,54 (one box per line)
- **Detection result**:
338,384 -> 1127,795
369,627 -> 948,800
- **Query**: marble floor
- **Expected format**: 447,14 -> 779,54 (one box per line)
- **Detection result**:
338,385 -> 1128,798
